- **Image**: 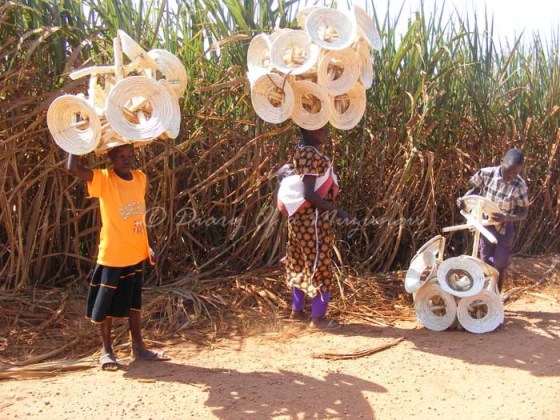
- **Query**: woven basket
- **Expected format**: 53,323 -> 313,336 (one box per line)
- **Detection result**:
270,30 -> 319,75
296,6 -> 321,29
106,76 -> 175,141
290,80 -> 330,130
47,95 -> 101,155
247,34 -> 272,79
159,80 -> 181,139
147,49 -> 188,97
457,290 -> 504,333
305,8 -> 355,51
251,73 -> 295,124
355,39 -> 374,89
117,30 -> 158,69
353,5 -> 382,50
437,256 -> 486,298
404,250 -> 437,294
317,48 -> 361,95
414,283 -> 457,331
328,82 -> 366,130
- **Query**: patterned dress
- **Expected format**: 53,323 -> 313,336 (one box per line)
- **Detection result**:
285,145 -> 336,298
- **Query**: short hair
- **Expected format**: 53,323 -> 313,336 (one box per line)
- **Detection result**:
503,148 -> 524,166
108,144 -> 133,158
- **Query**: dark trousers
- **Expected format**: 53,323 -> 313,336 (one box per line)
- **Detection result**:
479,222 -> 515,291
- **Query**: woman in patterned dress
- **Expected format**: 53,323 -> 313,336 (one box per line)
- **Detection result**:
283,127 -> 349,330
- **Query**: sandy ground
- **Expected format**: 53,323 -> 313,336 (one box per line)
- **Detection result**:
1,286 -> 559,419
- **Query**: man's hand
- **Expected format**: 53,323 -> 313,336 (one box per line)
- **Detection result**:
491,212 -> 510,223
456,196 -> 467,211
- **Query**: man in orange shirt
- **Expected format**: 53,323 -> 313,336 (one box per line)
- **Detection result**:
67,144 -> 166,370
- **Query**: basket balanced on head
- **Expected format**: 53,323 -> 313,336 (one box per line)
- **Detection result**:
46,30 -> 187,156
247,5 -> 381,131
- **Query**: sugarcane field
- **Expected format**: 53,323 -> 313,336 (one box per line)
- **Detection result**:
1,0 -> 559,419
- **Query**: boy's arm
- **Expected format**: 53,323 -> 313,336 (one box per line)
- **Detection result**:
67,154 -> 93,182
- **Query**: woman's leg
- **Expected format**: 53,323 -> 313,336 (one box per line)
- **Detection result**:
311,291 -> 330,319
292,286 -> 305,312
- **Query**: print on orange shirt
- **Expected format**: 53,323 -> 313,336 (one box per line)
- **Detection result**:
87,169 -> 150,267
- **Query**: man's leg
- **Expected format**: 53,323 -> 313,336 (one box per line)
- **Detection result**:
479,226 -> 497,265
493,223 -> 515,292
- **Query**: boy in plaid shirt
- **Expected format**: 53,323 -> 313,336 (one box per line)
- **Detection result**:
457,149 -> 529,292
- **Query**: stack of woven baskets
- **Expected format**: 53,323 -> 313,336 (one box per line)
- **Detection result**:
47,30 -> 187,155
404,236 -> 504,333
248,5 -> 381,130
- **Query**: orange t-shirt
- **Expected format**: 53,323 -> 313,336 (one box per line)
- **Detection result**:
87,169 -> 150,267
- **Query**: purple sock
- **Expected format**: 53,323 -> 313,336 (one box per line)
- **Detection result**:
291,287 -> 305,312
311,292 -> 330,318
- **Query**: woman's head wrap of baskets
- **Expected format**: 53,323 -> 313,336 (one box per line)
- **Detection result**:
296,6 -> 322,29
106,76 -> 175,141
305,8 -> 356,51
147,49 -> 188,97
247,34 -> 273,84
250,73 -> 295,124
353,5 -> 382,51
355,39 -> 374,89
317,48 -> 361,95
290,80 -> 331,130
47,95 -> 102,155
328,82 -> 366,130
270,30 -> 319,75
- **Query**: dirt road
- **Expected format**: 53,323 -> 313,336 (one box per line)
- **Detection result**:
1,286 -> 559,419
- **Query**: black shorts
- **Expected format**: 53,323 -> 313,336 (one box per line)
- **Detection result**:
86,261 -> 144,323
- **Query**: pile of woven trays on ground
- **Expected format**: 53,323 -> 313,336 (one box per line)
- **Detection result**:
247,5 -> 381,130
47,30 -> 187,155
404,196 -> 506,333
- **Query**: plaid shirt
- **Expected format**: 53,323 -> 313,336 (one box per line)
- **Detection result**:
470,166 -> 529,233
